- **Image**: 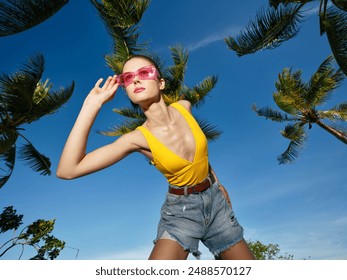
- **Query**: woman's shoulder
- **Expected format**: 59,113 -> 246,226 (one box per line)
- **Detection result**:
116,127 -> 147,149
175,100 -> 192,112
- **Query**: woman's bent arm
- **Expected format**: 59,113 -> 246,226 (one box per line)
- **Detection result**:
56,76 -> 136,179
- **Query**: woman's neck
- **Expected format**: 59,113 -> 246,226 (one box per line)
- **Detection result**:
142,98 -> 174,129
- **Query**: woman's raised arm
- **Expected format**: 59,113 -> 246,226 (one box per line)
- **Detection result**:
56,75 -> 137,179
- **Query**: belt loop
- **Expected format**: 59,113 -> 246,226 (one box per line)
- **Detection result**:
207,175 -> 212,186
184,186 -> 188,196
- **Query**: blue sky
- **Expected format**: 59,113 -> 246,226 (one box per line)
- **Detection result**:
1,0 -> 346,260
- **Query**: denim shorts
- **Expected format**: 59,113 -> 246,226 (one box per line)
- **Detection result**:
154,181 -> 244,259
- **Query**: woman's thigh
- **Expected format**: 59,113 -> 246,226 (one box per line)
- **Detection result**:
148,239 -> 189,260
219,239 -> 256,260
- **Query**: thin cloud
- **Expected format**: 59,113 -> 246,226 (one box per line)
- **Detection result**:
187,26 -> 241,52
187,33 -> 225,52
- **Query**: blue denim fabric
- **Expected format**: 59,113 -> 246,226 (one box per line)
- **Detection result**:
154,181 -> 244,259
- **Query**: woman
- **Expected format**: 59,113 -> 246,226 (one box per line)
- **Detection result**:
57,55 -> 255,260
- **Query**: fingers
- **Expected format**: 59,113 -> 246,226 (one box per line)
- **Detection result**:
95,78 -> 103,88
107,75 -> 119,94
92,75 -> 119,104
104,75 -> 118,89
101,76 -> 112,89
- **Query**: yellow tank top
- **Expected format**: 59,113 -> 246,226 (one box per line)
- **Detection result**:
136,102 -> 209,187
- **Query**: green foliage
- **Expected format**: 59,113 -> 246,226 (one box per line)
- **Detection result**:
322,6 -> 347,75
0,146 -> 16,187
225,0 -> 347,76
331,0 -> 347,11
0,0 -> 68,37
320,102 -> 347,121
252,104 -> 294,122
247,240 -> 294,260
253,55 -> 347,163
278,124 -> 306,163
225,4 -> 304,56
0,206 -> 65,260
91,0 -> 150,73
18,142 -> 51,176
269,0 -> 313,9
0,54 -> 74,188
0,206 -> 23,233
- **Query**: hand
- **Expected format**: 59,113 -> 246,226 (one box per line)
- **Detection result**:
86,75 -> 119,107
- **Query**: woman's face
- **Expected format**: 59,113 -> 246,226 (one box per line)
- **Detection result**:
121,57 -> 164,104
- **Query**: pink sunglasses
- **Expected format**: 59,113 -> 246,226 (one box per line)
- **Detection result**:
117,65 -> 159,87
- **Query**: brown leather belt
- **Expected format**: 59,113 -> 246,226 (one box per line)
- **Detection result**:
168,177 -> 211,195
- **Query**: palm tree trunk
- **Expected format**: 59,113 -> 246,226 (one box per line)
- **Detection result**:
316,119 -> 347,144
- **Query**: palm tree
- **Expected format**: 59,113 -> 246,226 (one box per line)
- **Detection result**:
0,0 -> 68,37
0,54 -> 74,188
225,0 -> 347,76
90,0 -> 221,141
90,0 -> 150,72
252,55 -> 347,163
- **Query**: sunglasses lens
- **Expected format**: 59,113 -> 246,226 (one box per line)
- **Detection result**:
122,73 -> 134,85
138,67 -> 153,79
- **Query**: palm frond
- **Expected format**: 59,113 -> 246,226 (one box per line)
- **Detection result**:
0,0 -> 68,37
91,0 -> 150,72
25,81 -> 74,124
0,54 -> 45,124
252,104 -> 296,122
112,106 -> 146,120
181,76 -> 218,108
18,142 -> 51,176
98,119 -> 144,136
162,46 -> 189,95
319,102 -> 347,121
322,6 -> 347,76
273,68 -> 306,114
105,26 -> 150,73
162,92 -> 181,105
306,55 -> 345,106
225,4 -> 304,56
33,79 -> 52,104
90,0 -> 149,29
278,123 -> 306,164
331,0 -> 347,12
196,118 -> 222,142
20,53 -> 45,81
170,45 -> 189,67
281,122 -> 306,141
0,127 -> 18,154
114,26 -> 148,58
269,0 -> 313,9
0,145 -> 15,189
105,54 -> 125,74
0,73 -> 33,118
